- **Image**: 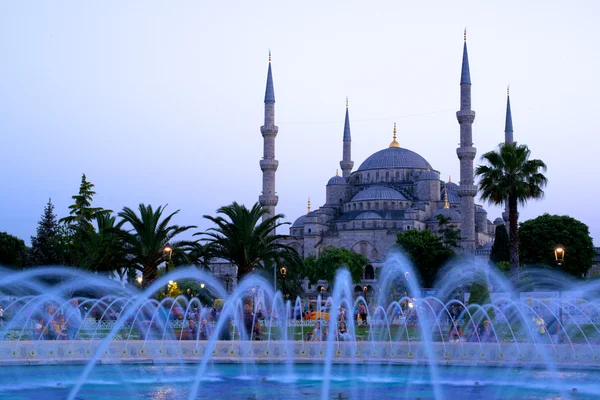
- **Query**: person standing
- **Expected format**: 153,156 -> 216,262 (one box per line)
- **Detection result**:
66,299 -> 82,340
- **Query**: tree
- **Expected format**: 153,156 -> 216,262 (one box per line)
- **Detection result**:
436,214 -> 461,249
200,202 -> 302,282
304,247 -> 368,286
118,204 -> 196,288
0,232 -> 29,268
519,214 -> 596,278
59,174 -> 111,267
30,199 -> 64,266
77,213 -> 132,276
396,229 -> 455,288
490,224 -> 510,264
475,142 -> 548,276
59,174 -> 110,228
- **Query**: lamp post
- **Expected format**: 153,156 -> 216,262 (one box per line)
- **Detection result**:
554,245 -> 566,338
163,244 -> 173,296
280,266 -> 287,298
223,274 -> 231,294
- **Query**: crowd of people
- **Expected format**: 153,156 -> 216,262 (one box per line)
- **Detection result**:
28,300 -> 82,340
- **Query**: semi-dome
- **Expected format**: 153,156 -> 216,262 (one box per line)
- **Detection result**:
445,181 -> 459,191
327,175 -> 346,185
418,170 -> 439,181
355,211 -> 383,220
351,186 -> 407,202
476,207 -> 487,214
433,207 -> 461,222
357,147 -> 430,171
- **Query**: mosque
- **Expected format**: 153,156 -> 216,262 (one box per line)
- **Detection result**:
257,33 -> 512,291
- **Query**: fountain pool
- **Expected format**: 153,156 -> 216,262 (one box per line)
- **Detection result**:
1,363 -> 599,400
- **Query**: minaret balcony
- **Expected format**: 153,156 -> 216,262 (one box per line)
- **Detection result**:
260,125 -> 279,135
456,110 -> 476,124
259,195 -> 279,206
260,159 -> 279,171
457,185 -> 478,197
456,147 -> 477,160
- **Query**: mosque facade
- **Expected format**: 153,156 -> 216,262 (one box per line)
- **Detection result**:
258,35 -> 513,291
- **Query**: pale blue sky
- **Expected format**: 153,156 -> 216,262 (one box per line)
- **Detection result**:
1,1 -> 599,245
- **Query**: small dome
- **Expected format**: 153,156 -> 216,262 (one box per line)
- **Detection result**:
442,188 -> 460,204
493,217 -> 504,225
418,170 -> 439,181
327,175 -> 346,185
355,211 -> 383,220
476,208 -> 487,214
351,186 -> 407,202
357,147 -> 430,171
292,215 -> 308,227
434,207 -> 461,222
445,181 -> 459,191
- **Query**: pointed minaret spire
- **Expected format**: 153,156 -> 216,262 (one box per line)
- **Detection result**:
307,197 -> 311,214
504,86 -> 514,144
456,30 -> 477,251
264,50 -> 275,103
259,51 -> 279,230
340,97 -> 354,178
460,28 -> 471,85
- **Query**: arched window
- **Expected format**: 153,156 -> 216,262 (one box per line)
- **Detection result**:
367,202 -> 371,210
385,171 -> 389,181
376,171 -> 380,181
374,202 -> 379,209
365,265 -> 375,280
395,171 -> 400,181
383,202 -> 388,210
361,221 -> 366,229
352,203 -> 356,210
367,173 -> 371,183
342,224 -> 347,230
359,203 -> 364,210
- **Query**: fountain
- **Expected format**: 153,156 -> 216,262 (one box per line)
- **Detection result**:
1,250 -> 600,399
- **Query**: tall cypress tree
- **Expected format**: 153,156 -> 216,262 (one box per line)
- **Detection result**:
490,224 -> 510,264
30,199 -> 62,266
59,174 -> 109,228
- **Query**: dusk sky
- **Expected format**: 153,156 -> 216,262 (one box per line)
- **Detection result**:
1,1 -> 598,246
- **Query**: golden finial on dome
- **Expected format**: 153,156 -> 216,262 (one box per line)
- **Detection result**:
507,85 -> 510,96
448,175 -> 452,183
336,169 -> 339,176
307,197 -> 311,214
346,96 -> 348,108
269,49 -> 272,63
464,28 -> 467,42
444,190 -> 450,209
389,122 -> 400,148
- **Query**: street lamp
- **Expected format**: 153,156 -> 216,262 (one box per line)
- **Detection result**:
200,283 -> 205,289
363,285 -> 368,304
136,276 -> 143,285
223,274 -> 231,293
163,244 -> 173,296
554,245 -> 566,340
280,266 -> 287,298
554,245 -> 565,266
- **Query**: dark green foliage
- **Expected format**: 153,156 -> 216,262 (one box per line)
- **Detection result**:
519,214 -> 596,278
396,229 -> 455,288
0,232 -> 29,268
436,214 -> 461,249
304,247 -> 368,286
118,204 -> 196,288
475,142 -> 548,275
490,224 -> 510,264
59,174 -> 111,228
30,199 -> 65,266
199,202 -> 302,282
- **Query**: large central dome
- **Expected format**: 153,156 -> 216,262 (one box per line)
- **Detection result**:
357,147 -> 430,171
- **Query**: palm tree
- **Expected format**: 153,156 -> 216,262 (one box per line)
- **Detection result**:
118,204 -> 196,287
475,142 -> 548,275
199,202 -> 302,282
77,213 -> 131,276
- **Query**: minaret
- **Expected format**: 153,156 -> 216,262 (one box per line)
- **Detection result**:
502,86 -> 514,229
259,51 -> 279,226
456,29 -> 477,251
340,97 -> 354,179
